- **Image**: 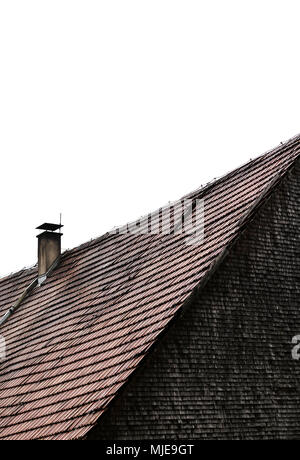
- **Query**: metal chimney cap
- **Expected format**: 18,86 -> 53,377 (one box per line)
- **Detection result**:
36,223 -> 64,232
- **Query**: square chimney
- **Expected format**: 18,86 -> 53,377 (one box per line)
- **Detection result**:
36,223 -> 63,277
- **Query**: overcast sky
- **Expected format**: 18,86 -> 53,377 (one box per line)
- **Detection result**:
0,0 -> 300,277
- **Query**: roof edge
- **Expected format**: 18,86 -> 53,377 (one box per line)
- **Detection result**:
185,132 -> 300,199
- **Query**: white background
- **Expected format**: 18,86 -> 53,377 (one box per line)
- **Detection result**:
0,0 -> 299,277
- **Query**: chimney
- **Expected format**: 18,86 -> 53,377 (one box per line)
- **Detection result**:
36,223 -> 63,279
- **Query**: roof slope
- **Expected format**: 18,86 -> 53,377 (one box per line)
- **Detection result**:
0,135 -> 299,440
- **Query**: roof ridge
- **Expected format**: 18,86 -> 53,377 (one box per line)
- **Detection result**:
1,132 -> 300,284
185,132 -> 300,199
63,132 -> 300,258
0,264 -> 37,285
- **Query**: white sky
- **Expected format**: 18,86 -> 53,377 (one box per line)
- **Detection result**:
0,0 -> 300,277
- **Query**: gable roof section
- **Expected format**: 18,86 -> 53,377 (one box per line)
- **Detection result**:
0,135 -> 299,440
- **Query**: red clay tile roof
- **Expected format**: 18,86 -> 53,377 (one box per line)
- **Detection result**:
0,135 -> 299,440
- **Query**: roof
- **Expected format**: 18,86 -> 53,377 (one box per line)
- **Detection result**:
0,135 -> 299,440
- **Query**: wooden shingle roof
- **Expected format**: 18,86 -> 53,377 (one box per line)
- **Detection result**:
0,135 -> 299,440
